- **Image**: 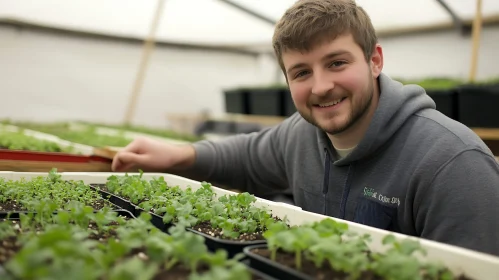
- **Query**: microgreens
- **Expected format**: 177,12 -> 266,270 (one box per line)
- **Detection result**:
0,200 -> 253,280
0,169 -> 112,212
0,129 -> 74,153
5,122 -> 133,148
103,172 -> 288,240
261,218 -> 459,280
0,169 -> 468,280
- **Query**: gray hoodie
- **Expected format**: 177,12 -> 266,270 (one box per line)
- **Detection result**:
190,73 -> 499,256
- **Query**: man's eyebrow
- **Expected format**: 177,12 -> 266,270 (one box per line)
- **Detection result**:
321,50 -> 351,61
286,63 -> 307,75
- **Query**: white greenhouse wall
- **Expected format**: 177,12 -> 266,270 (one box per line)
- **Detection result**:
249,25 -> 499,84
0,25 -> 271,128
1,23 -> 498,130
380,25 -> 499,81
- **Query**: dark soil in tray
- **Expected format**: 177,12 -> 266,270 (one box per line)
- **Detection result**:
0,235 -> 19,264
253,247 -> 373,280
87,221 -> 120,243
191,215 -> 285,243
0,214 -> 130,265
0,200 -> 25,212
191,221 -> 265,242
91,199 -> 117,210
0,217 -> 266,280
0,221 -> 23,264
151,263 -> 266,280
153,263 -> 215,280
250,248 -> 473,280
86,213 -> 132,243
152,264 -> 198,280
90,184 -> 278,243
92,184 -> 110,192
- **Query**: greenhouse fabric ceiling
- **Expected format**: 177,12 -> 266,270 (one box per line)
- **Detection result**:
0,0 -> 497,47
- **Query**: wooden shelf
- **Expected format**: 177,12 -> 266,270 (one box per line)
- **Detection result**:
167,112 -> 286,126
471,127 -> 499,140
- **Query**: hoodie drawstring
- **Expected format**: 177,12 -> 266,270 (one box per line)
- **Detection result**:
322,148 -> 330,215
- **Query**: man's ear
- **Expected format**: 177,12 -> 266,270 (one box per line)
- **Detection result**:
370,44 -> 384,78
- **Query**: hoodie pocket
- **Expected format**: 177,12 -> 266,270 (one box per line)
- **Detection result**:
353,196 -> 398,231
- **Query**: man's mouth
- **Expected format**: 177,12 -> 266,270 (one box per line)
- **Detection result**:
314,97 -> 346,108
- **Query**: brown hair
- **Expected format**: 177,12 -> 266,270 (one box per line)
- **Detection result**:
272,0 -> 378,75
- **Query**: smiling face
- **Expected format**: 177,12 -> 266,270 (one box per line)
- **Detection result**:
283,33 -> 382,136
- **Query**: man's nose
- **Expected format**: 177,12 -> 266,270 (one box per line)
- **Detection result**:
311,71 -> 334,97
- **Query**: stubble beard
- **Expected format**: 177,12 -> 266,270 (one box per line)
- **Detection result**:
299,78 -> 375,135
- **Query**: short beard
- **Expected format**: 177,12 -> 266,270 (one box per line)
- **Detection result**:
300,77 -> 375,135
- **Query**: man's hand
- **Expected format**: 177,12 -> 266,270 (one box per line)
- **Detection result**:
111,137 -> 196,173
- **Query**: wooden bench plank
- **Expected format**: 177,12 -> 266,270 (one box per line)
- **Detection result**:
471,128 -> 499,140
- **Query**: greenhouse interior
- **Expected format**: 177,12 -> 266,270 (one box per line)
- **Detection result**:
1,0 -> 499,279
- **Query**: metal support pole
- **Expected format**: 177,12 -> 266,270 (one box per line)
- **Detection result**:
218,0 -> 276,25
124,0 -> 166,125
436,0 -> 465,33
468,0 -> 483,82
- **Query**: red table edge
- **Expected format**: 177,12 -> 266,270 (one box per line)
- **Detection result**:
0,149 -> 112,163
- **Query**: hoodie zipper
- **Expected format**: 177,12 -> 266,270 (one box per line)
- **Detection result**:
322,148 -> 355,219
339,164 -> 354,219
322,148 -> 330,215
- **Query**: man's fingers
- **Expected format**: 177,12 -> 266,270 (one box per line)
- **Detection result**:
112,151 -> 145,172
111,154 -> 125,172
120,137 -> 149,154
111,154 -> 136,172
112,162 -> 135,172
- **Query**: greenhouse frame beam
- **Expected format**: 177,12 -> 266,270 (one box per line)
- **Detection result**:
218,0 -> 276,26
436,0 -> 468,34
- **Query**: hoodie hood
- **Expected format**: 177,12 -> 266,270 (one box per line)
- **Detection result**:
318,72 -> 436,165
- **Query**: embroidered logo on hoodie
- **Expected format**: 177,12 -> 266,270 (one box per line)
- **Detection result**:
363,187 -> 400,206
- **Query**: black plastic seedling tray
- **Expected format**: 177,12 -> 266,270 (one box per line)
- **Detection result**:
133,206 -> 173,232
88,184 -> 173,232
89,184 -> 139,214
88,184 -> 175,232
241,259 -> 279,280
188,228 -> 267,258
0,209 -> 136,279
134,207 -> 268,257
244,244 -> 315,280
0,210 -> 275,280
87,185 -> 269,258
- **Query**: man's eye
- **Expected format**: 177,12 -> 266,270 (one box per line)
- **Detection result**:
295,71 -> 309,78
330,61 -> 346,67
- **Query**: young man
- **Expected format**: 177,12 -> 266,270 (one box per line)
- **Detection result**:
112,0 -> 499,256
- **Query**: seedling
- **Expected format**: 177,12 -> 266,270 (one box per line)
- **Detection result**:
0,129 -> 74,153
0,200 -> 253,279
7,122 -> 133,147
254,218 -> 469,280
102,171 -> 289,241
0,168 -> 113,211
